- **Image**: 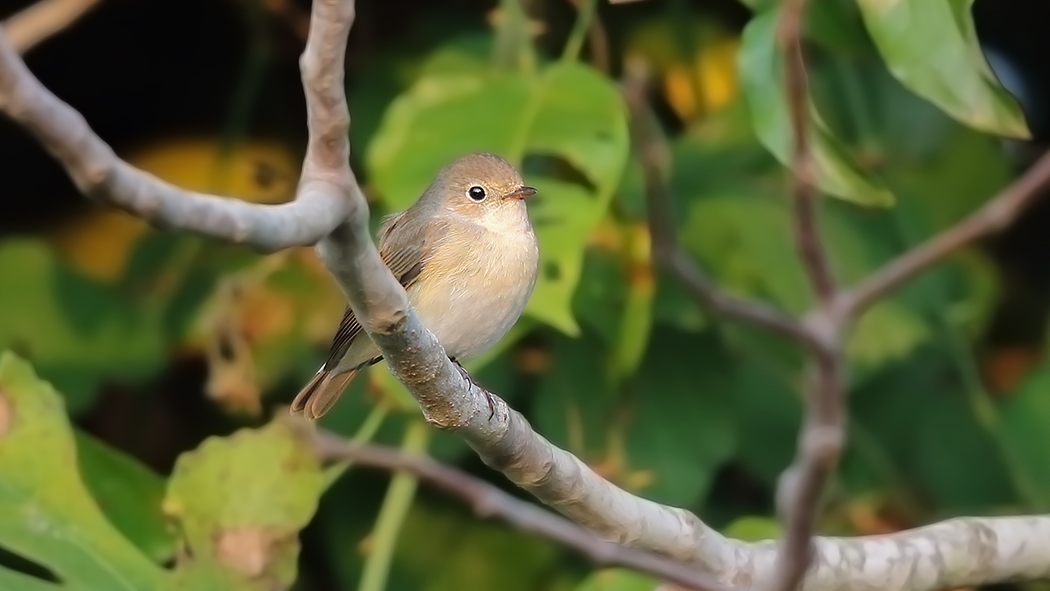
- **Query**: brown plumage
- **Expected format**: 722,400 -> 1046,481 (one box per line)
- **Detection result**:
290,153 -> 539,420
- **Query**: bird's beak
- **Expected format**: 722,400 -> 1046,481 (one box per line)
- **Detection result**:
505,185 -> 537,200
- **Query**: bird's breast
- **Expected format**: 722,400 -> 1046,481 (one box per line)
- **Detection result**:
410,220 -> 539,361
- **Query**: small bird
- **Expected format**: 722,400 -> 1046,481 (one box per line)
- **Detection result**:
291,153 -> 540,420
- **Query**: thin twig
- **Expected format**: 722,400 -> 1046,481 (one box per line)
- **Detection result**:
314,430 -> 733,591
778,0 -> 834,304
621,57 -> 818,351
0,0 -> 360,252
2,0 -> 104,54
770,2 -> 846,591
837,149 -> 1050,319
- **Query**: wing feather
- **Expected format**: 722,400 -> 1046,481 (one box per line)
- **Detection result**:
320,212 -> 446,370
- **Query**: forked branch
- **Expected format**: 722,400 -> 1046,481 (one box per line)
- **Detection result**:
3,1 -> 1050,591
0,0 -> 357,251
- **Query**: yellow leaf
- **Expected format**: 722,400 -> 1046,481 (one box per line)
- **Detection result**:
48,137 -> 299,282
126,137 -> 298,202
628,19 -> 740,123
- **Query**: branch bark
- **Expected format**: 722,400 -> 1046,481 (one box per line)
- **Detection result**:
314,431 -> 733,591
316,429 -> 1050,591
621,57 -> 818,352
3,2 -> 1050,591
836,150 -> 1050,319
0,0 -> 357,252
2,0 -> 103,54
770,2 -> 847,591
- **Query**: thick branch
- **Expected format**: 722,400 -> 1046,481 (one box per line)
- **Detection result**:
315,429 -> 1050,591
2,0 -> 103,54
621,57 -> 817,351
314,432 -> 732,591
0,0 -> 358,252
837,149 -> 1050,318
4,3 -> 1050,591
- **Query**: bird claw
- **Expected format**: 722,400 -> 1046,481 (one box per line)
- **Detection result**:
451,358 -> 497,420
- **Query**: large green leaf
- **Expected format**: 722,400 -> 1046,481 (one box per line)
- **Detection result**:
0,351 -> 162,590
851,349 -> 1015,509
367,61 -> 630,335
857,0 -> 1029,139
623,329 -> 736,505
738,10 -> 894,207
1000,365 -> 1050,509
0,241 -> 167,411
734,356 -> 802,485
681,193 -> 813,313
390,502 -> 563,591
534,329 -> 735,506
680,192 -> 875,314
163,420 -> 324,589
75,430 -> 176,564
533,330 -> 618,457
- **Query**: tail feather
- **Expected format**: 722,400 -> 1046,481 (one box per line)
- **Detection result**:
290,368 -> 359,420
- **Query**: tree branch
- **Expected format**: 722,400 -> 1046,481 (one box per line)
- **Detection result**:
836,149 -> 1050,319
0,0 -> 358,252
2,0 -> 104,54
621,57 -> 818,351
770,2 -> 846,591
778,0 -> 835,305
314,431 -> 733,591
4,2 -> 1050,591
316,430 -> 1050,591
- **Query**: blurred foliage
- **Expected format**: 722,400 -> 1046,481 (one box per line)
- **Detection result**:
0,0 -> 1048,589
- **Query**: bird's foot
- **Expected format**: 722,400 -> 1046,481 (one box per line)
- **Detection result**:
451,358 -> 497,420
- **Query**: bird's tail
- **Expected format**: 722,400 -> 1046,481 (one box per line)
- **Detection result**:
290,368 -> 360,420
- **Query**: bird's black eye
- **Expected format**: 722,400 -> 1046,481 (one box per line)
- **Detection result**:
468,186 -> 486,202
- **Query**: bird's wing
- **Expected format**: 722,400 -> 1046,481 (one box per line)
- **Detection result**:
320,212 -> 446,370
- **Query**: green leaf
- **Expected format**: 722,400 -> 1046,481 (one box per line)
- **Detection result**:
573,249 -> 629,346
367,61 -> 630,335
1000,366 -> 1050,509
738,10 -> 894,207
533,330 -> 617,457
623,329 -> 736,505
162,562 -> 259,591
572,569 -> 657,591
611,263 -> 654,383
0,566 -> 62,591
680,192 -> 875,315
804,0 -> 872,55
651,268 -> 707,333
391,502 -> 562,591
847,301 -> 931,372
681,193 -> 812,313
857,0 -> 1029,139
572,236 -> 655,383
75,430 -> 176,563
163,420 -> 324,588
529,177 -> 608,335
734,357 -> 802,485
888,127 -> 1012,233
0,241 -> 167,412
852,349 -> 1015,509
0,351 -> 162,590
723,516 -> 781,542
